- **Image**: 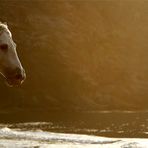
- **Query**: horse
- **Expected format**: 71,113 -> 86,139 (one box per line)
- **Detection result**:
0,22 -> 26,87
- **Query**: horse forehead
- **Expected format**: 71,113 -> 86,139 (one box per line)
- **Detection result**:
3,29 -> 12,38
0,27 -> 12,38
0,30 -> 13,43
6,28 -> 12,37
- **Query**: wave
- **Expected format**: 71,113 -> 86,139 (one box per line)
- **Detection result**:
0,126 -> 147,148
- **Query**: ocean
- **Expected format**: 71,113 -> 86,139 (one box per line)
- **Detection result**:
0,111 -> 148,148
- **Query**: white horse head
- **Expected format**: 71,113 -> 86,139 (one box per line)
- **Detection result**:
0,22 -> 26,87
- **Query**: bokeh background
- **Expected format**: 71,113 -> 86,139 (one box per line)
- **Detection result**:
0,0 -> 148,120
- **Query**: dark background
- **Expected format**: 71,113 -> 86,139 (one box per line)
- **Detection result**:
0,0 -> 148,120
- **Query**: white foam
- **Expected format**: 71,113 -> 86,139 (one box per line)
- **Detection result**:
0,127 -> 114,144
0,127 -> 147,147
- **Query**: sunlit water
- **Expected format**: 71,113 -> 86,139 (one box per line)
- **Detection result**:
0,111 -> 148,147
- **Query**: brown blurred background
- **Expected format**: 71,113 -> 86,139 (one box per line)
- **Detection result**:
0,0 -> 148,117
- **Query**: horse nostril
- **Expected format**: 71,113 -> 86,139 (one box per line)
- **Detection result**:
14,68 -> 25,81
15,73 -> 23,80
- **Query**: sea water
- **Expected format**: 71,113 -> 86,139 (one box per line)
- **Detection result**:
0,125 -> 148,148
0,111 -> 148,148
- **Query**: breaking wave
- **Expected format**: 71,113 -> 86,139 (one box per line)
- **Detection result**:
0,123 -> 147,148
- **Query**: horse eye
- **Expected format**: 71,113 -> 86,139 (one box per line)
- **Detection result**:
0,44 -> 8,52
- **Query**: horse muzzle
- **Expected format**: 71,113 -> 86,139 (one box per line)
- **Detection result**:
5,67 -> 26,87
